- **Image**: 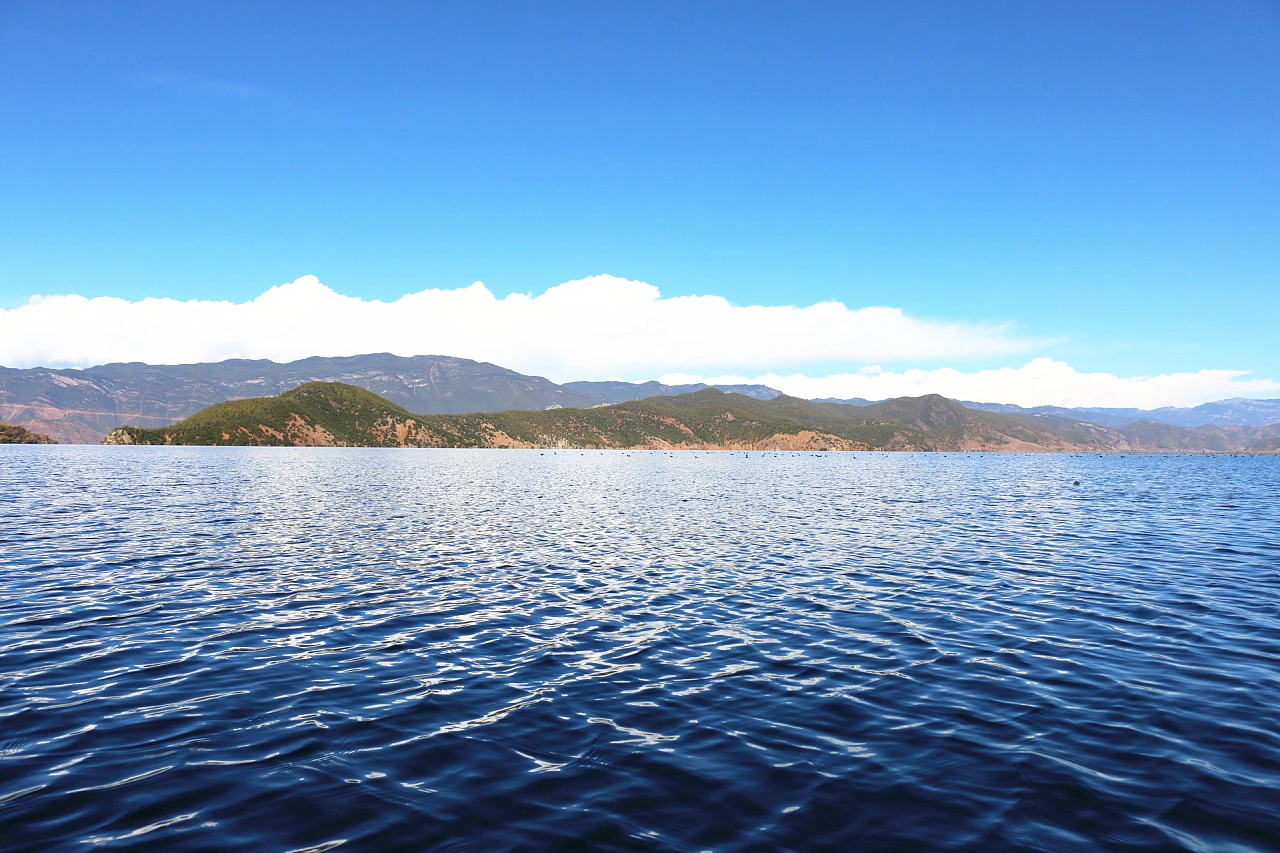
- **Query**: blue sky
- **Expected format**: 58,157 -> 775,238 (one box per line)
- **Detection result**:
1,1 -> 1278,399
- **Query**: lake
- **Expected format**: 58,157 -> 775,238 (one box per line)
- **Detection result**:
2,447 -> 1278,852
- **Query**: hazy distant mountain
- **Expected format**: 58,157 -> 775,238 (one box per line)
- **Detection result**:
105,383 -> 1280,453
817,396 -> 1280,428
563,380 -> 784,404
0,354 -> 601,443
959,397 -> 1280,429
813,397 -> 880,407
713,384 -> 785,400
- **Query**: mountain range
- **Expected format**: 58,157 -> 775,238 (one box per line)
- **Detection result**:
0,355 -> 782,443
816,396 -> 1280,429
104,381 -> 1280,453
956,398 -> 1280,429
2,353 -> 1278,444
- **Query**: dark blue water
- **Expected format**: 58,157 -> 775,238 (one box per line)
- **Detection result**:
2,447 -> 1278,852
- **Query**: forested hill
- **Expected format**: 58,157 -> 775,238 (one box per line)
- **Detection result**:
103,383 -> 1280,452
0,422 -> 55,444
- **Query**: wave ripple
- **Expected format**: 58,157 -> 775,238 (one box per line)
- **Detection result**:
2,447 -> 1279,852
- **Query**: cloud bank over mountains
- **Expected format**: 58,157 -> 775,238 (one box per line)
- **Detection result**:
663,360 -> 1280,410
1,274 -> 1028,374
2,275 -> 1275,408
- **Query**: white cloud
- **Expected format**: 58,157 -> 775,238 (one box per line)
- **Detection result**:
0,274 -> 1031,377
3,275 -> 1274,409
663,358 -> 1280,409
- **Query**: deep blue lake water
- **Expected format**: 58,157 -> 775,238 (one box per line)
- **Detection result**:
1,447 -> 1278,852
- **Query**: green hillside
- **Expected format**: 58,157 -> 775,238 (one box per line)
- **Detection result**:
105,382 -> 434,447
103,382 -> 1280,452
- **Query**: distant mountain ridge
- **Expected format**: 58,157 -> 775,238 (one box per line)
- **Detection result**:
0,354 -> 781,443
105,382 -> 1280,453
2,352 -> 1277,443
957,398 -> 1280,429
562,380 -> 783,403
818,396 -> 1280,429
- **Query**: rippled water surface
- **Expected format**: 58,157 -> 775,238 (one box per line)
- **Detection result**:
2,447 -> 1279,852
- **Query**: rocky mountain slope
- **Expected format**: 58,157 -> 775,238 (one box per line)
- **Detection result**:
104,383 -> 1280,452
